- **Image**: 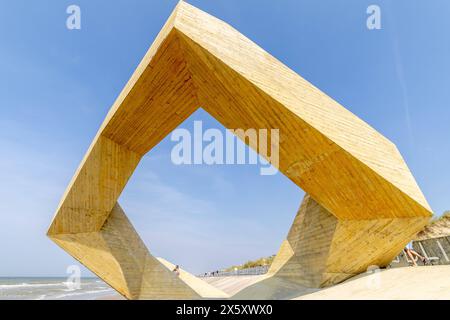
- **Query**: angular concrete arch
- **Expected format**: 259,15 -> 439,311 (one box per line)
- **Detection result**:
47,1 -> 432,299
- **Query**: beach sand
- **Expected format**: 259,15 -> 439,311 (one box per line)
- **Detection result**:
95,265 -> 450,300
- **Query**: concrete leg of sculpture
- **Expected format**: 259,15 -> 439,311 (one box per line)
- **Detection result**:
269,194 -> 430,287
49,203 -> 204,299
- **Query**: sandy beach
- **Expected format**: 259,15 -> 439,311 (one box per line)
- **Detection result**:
93,265 -> 450,300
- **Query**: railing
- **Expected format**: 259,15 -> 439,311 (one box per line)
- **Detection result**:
199,236 -> 450,277
199,265 -> 270,278
389,236 -> 450,267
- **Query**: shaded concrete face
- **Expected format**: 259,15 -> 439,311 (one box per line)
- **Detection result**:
268,195 -> 339,287
51,204 -> 204,299
47,1 -> 432,298
269,194 -> 430,288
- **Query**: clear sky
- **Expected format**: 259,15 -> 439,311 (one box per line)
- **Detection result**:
0,0 -> 449,277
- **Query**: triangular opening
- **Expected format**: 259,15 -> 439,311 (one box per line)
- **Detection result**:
119,108 -> 303,276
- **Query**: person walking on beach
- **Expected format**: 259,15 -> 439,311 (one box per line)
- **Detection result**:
404,241 -> 428,266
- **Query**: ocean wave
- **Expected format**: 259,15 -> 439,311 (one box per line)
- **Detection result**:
0,282 -> 65,289
52,288 -> 114,299
0,281 -> 102,290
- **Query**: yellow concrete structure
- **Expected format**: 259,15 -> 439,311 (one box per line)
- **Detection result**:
47,1 -> 432,299
268,194 -> 429,287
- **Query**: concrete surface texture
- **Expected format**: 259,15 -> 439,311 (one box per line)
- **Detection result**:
47,1 -> 434,299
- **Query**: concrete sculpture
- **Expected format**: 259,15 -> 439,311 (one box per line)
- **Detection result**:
47,1 -> 432,299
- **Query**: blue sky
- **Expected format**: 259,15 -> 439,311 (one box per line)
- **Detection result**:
0,0 -> 449,277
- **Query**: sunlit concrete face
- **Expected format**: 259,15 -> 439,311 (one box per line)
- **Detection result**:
47,1 -> 432,299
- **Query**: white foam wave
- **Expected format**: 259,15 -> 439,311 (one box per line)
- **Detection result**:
0,282 -> 64,289
52,288 -> 114,299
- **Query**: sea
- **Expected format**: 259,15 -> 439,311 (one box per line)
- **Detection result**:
0,277 -> 117,300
